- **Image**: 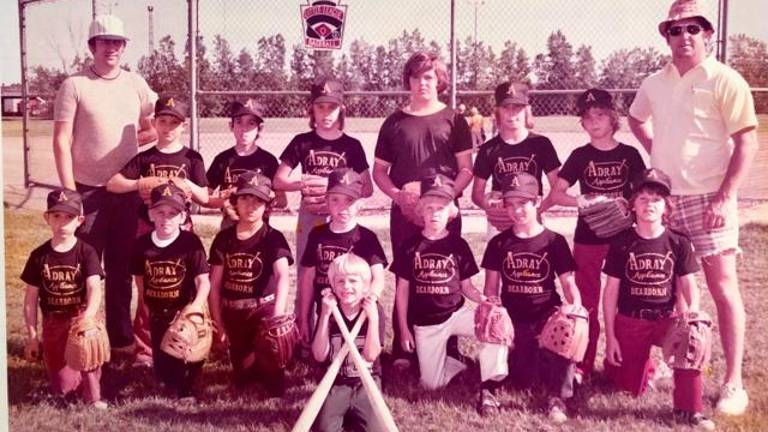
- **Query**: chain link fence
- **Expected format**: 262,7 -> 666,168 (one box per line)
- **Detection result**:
18,0 -> 93,189
14,0 -> 767,191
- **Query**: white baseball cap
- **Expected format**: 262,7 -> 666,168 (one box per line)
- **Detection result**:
88,14 -> 129,42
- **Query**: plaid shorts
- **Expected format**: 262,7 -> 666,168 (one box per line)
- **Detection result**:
667,192 -> 740,258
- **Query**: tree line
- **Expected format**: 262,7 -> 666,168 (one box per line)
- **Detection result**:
27,29 -> 768,117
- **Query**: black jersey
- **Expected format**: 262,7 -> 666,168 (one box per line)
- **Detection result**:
482,228 -> 575,322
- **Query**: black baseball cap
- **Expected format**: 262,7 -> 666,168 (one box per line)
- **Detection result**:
576,88 -> 613,115
502,173 -> 539,200
327,168 -> 363,200
154,96 -> 188,120
149,183 -> 187,212
232,170 -> 275,203
633,168 -> 672,196
494,82 -> 530,106
311,76 -> 344,104
229,99 -> 265,122
46,189 -> 83,216
420,174 -> 455,201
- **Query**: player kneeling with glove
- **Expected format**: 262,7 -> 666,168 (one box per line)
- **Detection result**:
208,171 -> 296,397
480,173 -> 584,423
21,189 -> 108,409
130,183 -> 211,400
602,169 -> 715,431
392,173 -> 508,391
311,253 -> 385,431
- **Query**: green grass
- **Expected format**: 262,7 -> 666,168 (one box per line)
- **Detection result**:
5,209 -> 768,431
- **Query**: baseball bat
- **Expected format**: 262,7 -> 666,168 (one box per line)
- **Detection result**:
291,312 -> 368,432
331,306 -> 399,432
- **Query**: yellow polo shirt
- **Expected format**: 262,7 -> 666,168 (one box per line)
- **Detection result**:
629,56 -> 758,195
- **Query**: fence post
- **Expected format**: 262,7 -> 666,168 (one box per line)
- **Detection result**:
188,0 -> 199,152
449,0 -> 456,110
19,0 -> 31,188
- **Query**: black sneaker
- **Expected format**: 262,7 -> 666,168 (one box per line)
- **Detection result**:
477,389 -> 500,416
673,409 -> 715,431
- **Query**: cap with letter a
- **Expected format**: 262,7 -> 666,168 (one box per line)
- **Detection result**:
502,173 -> 539,200
149,183 -> 187,211
311,76 -> 344,104
46,189 -> 83,216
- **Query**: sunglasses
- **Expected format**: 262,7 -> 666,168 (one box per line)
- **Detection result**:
667,24 -> 704,37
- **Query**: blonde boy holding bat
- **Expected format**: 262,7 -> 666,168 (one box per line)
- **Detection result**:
311,253 -> 385,432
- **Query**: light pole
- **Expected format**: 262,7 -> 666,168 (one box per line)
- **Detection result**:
467,0 -> 485,89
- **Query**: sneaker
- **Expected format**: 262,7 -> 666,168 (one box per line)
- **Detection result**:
177,396 -> 197,405
674,410 -> 715,431
131,357 -> 153,368
91,401 -> 108,410
477,389 -> 500,416
392,357 -> 412,370
547,398 -> 568,424
716,384 -> 749,416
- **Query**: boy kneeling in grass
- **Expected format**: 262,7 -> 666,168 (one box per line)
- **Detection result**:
480,173 -> 583,423
603,169 -> 715,431
208,171 -> 294,396
393,173 -> 508,390
130,183 -> 210,401
22,189 -> 107,409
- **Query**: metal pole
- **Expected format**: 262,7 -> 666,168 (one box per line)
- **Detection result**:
719,0 -> 729,63
188,0 -> 199,152
449,0 -> 457,109
92,0 -> 96,18
19,1 -> 31,188
473,2 -> 478,88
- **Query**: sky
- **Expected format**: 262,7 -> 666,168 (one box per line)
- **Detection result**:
1,0 -> 766,86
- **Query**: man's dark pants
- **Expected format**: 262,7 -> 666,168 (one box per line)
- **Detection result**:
76,183 -> 140,349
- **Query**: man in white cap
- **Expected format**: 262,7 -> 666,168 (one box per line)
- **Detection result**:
53,14 -> 158,357
628,0 -> 758,416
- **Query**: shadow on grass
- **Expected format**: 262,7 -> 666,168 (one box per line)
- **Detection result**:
125,402 -> 298,429
6,339 -> 49,405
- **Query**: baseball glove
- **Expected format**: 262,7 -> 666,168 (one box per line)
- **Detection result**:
301,174 -> 328,215
662,311 -> 713,371
578,195 -> 632,238
485,191 -> 512,231
24,338 -> 42,362
160,305 -> 213,363
474,300 -> 514,346
168,176 -> 193,201
138,176 -> 168,204
538,304 -> 589,362
398,181 -> 423,226
64,317 -> 111,371
254,313 -> 299,370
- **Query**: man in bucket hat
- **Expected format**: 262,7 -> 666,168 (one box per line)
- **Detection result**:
628,0 -> 759,416
53,14 -> 158,356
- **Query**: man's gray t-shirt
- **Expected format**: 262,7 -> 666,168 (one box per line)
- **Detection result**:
54,68 -> 156,187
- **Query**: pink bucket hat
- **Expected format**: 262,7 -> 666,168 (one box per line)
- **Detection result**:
658,0 -> 715,37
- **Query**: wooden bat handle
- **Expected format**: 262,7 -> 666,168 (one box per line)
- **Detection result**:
331,306 -> 399,432
291,312 -> 368,432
